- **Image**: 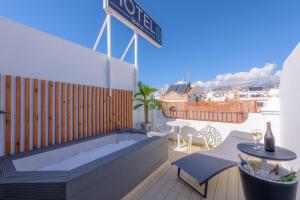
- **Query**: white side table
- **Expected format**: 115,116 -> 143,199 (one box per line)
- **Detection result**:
166,120 -> 190,151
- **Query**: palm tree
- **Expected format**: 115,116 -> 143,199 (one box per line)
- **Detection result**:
134,81 -> 161,124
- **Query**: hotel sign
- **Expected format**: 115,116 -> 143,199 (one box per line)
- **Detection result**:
104,0 -> 162,48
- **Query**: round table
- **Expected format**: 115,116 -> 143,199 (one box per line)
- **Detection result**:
166,121 -> 190,151
238,143 -> 297,174
237,143 -> 298,200
238,143 -> 297,161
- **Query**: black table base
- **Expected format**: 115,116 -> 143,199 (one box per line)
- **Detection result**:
239,166 -> 298,200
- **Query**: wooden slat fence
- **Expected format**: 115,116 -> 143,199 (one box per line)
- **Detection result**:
0,74 -> 133,156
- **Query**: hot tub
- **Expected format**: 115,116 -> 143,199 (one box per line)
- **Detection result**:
0,130 -> 168,200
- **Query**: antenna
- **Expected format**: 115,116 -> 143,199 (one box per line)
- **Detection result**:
187,68 -> 190,83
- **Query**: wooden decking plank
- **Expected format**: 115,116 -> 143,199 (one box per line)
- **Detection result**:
212,170 -> 229,200
227,167 -> 239,200
238,167 -> 246,200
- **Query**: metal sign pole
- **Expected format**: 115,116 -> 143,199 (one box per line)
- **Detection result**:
121,35 -> 135,61
97,0 -> 162,95
134,32 -> 138,93
107,14 -> 112,96
93,16 -> 108,51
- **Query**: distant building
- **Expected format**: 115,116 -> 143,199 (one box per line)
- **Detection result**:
203,89 -> 237,102
239,86 -> 269,109
160,82 -> 202,102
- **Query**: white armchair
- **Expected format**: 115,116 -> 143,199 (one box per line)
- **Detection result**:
192,125 -> 222,150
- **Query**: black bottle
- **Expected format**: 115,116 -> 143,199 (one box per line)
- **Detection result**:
264,122 -> 275,152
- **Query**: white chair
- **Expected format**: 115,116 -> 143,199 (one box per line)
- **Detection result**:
180,126 -> 198,153
190,125 -> 222,150
155,110 -> 176,142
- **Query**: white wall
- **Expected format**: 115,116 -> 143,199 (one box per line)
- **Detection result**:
172,113 -> 267,142
151,110 -> 265,141
0,17 -> 134,90
280,42 -> 300,169
0,17 -> 143,155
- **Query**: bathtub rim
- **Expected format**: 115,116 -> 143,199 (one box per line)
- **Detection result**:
0,129 -> 162,184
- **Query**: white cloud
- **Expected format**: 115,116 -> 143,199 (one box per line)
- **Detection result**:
158,84 -> 170,94
175,80 -> 188,84
192,63 -> 281,88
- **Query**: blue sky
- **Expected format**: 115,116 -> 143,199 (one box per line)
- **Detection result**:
1,0 -> 300,88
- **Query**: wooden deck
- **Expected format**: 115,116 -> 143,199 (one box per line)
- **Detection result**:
123,141 -> 246,200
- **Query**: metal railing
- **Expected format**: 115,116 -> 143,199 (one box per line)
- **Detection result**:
163,110 -> 249,124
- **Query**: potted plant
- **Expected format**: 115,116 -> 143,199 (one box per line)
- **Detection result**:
134,81 -> 161,131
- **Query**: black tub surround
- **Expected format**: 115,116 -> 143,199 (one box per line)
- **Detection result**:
0,130 -> 169,200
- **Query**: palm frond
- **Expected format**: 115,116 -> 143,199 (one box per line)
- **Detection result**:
148,99 -> 161,110
134,92 -> 142,97
134,104 -> 143,110
134,98 -> 144,103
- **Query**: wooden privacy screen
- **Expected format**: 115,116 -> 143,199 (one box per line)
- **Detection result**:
1,75 -> 133,156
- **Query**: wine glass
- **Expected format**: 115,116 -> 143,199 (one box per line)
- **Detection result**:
252,129 -> 263,149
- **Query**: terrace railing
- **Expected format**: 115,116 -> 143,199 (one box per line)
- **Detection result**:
163,110 -> 248,124
0,74 -> 133,156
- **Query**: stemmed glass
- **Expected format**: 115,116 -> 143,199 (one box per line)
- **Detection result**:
252,129 -> 263,149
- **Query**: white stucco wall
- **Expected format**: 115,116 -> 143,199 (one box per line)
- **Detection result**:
0,17 -> 143,155
0,17 -> 134,90
151,109 -> 281,150
173,113 -> 266,142
280,42 -> 300,169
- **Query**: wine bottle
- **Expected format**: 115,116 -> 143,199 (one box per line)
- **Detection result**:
264,122 -> 275,152
238,154 -> 248,166
275,171 -> 297,182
